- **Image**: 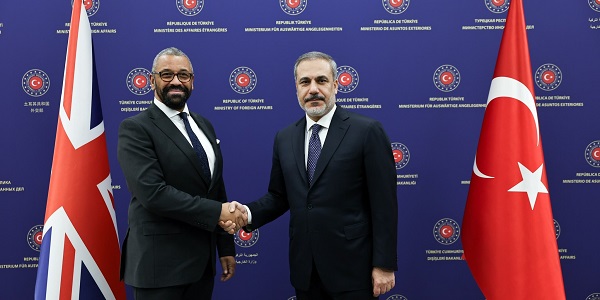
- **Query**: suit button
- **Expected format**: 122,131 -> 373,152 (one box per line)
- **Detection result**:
307,203 -> 313,210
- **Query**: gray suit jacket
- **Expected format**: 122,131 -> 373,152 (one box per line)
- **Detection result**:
246,107 -> 398,293
117,103 -> 234,288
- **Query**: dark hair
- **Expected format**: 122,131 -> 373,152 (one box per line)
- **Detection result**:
293,51 -> 337,81
152,47 -> 194,72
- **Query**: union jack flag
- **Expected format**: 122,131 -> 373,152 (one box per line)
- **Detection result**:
34,1 -> 126,299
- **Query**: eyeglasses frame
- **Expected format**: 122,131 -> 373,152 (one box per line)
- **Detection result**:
152,71 -> 194,83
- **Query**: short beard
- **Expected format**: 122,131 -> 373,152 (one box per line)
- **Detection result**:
159,86 -> 191,110
302,94 -> 331,118
305,105 -> 328,118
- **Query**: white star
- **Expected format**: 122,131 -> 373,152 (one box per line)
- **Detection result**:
508,162 -> 548,210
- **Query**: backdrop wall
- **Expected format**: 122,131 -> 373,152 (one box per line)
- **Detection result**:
1,1 -> 599,299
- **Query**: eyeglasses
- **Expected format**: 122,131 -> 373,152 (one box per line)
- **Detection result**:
152,71 -> 194,83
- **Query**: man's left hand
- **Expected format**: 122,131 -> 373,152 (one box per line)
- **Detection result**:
372,267 -> 395,297
220,256 -> 236,282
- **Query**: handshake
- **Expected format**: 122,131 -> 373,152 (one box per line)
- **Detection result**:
219,201 -> 248,234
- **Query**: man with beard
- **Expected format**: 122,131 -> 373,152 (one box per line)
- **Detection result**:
117,47 -> 246,300
227,51 -> 398,299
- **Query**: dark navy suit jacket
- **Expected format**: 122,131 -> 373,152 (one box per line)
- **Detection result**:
247,107 -> 398,293
117,103 -> 234,288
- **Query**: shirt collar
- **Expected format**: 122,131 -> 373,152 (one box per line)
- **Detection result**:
154,98 -> 189,119
305,104 -> 336,132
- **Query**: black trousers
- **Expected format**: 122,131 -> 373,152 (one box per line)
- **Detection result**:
295,264 -> 378,300
133,264 -> 214,300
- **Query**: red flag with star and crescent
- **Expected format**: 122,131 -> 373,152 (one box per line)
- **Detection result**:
461,0 -> 566,299
34,1 -> 126,299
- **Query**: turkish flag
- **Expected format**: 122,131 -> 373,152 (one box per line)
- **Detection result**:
461,0 -> 566,299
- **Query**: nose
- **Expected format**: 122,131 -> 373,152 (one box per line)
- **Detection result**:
170,75 -> 183,85
308,81 -> 319,94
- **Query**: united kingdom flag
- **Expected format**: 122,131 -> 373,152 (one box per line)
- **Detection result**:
34,1 -> 126,299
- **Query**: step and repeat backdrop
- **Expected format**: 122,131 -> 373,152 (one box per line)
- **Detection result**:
1,0 -> 599,299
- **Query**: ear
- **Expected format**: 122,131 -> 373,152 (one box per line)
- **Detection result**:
150,74 -> 156,91
333,79 -> 338,94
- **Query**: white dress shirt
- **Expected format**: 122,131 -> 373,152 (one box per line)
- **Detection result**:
154,98 -> 215,176
304,105 -> 336,168
246,105 -> 338,224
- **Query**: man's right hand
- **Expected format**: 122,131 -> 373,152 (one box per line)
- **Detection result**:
219,201 -> 248,234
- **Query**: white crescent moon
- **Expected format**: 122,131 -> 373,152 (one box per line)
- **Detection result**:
473,76 -> 539,179
237,76 -> 248,85
240,231 -> 251,239
543,73 -> 553,82
594,150 -> 600,159
442,74 -> 451,83
340,75 -> 350,84
442,227 -> 450,236
473,157 -> 494,179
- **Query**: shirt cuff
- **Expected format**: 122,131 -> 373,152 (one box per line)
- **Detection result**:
244,205 -> 253,224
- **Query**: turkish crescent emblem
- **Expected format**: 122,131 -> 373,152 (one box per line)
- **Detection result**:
31,78 -> 42,88
237,75 -> 248,85
473,77 -> 539,179
240,230 -> 251,239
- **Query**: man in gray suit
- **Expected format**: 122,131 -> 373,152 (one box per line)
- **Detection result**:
118,47 -> 245,300
228,51 -> 398,299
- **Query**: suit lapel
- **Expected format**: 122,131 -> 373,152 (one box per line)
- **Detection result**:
147,104 -> 210,187
292,118 -> 309,187
190,112 -> 220,190
312,108 -> 350,186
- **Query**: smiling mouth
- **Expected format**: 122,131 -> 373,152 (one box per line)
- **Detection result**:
167,87 -> 186,94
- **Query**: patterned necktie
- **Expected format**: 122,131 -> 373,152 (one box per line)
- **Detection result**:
180,112 -> 211,182
307,124 -> 322,185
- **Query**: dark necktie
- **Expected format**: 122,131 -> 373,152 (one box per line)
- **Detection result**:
307,124 -> 322,185
180,112 -> 211,182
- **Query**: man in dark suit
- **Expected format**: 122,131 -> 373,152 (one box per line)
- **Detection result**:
117,47 -> 245,300
231,51 -> 398,299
